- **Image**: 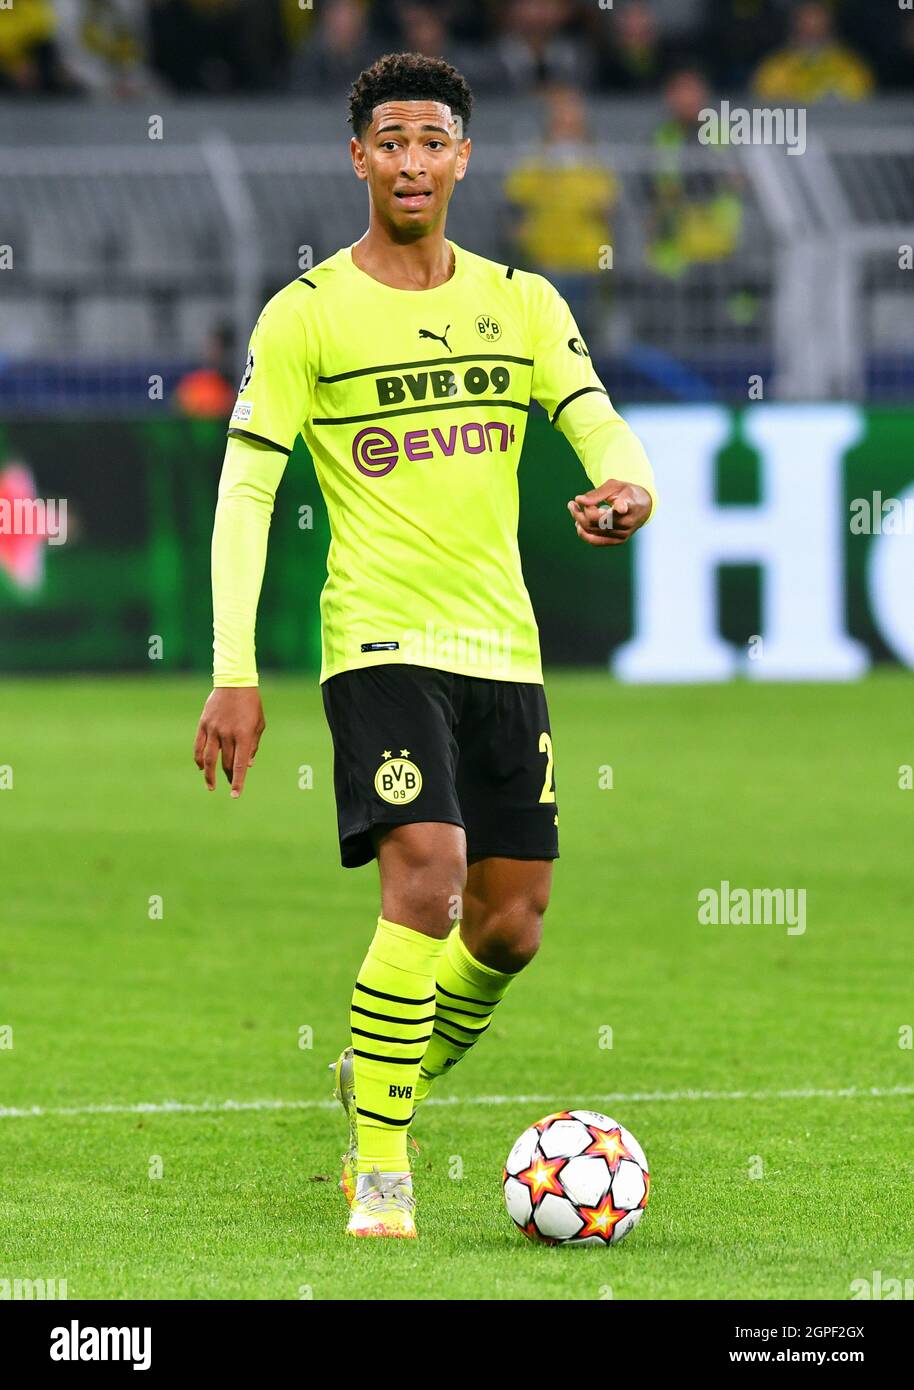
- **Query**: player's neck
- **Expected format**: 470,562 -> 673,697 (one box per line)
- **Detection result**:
350,227 -> 455,291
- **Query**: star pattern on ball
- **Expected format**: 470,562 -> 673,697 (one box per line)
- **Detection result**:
583,1124 -> 632,1170
516,1152 -> 567,1206
575,1191 -> 630,1242
535,1109 -> 572,1133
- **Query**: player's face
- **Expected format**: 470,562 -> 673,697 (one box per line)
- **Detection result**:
351,100 -> 470,235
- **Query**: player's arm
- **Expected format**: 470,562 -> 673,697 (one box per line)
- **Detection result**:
525,273 -> 657,548
195,436 -> 285,795
194,287 -> 313,795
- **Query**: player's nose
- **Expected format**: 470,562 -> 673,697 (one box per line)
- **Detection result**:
399,150 -> 427,177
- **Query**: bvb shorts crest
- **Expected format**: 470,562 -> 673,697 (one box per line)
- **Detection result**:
321,664 -> 559,868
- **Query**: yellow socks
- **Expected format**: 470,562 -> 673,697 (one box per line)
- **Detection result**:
414,924 -> 515,1104
351,917 -> 445,1174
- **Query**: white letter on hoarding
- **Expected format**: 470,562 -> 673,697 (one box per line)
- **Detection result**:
615,405 -> 868,682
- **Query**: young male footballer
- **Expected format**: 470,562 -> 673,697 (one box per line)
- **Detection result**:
194,53 -> 656,1238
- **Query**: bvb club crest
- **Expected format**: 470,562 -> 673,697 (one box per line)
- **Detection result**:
374,750 -> 423,805
475,313 -> 501,342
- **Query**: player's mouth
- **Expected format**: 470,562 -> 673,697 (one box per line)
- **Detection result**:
394,189 -> 433,209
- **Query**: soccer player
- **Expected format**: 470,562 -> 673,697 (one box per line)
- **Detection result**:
194,52 -> 656,1239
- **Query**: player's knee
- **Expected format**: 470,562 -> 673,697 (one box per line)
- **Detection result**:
475,897 -> 546,973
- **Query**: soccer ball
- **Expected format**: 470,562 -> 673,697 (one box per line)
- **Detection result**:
503,1109 -> 649,1246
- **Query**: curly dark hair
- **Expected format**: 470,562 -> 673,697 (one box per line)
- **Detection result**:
348,51 -> 473,139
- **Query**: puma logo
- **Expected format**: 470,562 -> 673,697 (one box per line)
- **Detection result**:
419,325 -> 451,352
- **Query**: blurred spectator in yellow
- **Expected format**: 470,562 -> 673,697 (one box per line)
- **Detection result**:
597,0 -> 669,94
648,68 -> 743,278
0,0 -> 82,93
287,0 -> 376,94
752,1 -> 874,103
174,322 -> 237,419
503,83 -> 615,338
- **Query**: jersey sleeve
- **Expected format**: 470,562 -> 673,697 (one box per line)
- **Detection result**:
525,271 -> 608,425
525,272 -> 657,516
212,435 -> 288,686
227,284 -> 314,455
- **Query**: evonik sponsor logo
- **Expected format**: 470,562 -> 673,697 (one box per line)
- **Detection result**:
352,420 -> 517,477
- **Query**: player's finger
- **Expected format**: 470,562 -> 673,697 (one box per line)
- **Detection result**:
202,732 -> 221,790
220,733 -> 236,785
230,739 -> 255,798
568,501 -> 617,529
574,522 -> 626,547
572,481 -> 626,510
570,506 -> 634,539
249,722 -> 265,762
193,721 -> 207,769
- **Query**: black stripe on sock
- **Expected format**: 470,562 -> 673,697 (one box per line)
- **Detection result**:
355,981 -> 436,1006
357,1106 -> 415,1127
351,1026 -> 432,1045
434,999 -> 495,1020
436,981 -> 501,1007
432,1027 -> 476,1050
433,1017 -> 491,1040
352,1048 -> 426,1065
351,1005 -> 436,1026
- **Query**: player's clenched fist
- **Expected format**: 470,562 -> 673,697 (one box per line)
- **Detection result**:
194,688 -> 265,797
567,479 -> 653,547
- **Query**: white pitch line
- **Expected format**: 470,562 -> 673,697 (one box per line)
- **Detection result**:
1,1084 -> 912,1122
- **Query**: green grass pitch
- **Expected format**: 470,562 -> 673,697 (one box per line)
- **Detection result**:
1,671 -> 912,1300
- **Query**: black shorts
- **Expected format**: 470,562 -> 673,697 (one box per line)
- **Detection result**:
321,664 -> 559,868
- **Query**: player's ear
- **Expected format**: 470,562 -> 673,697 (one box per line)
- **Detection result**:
350,135 -> 368,181
455,136 -> 471,182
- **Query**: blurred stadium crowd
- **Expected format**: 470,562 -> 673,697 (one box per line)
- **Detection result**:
1,1 -> 912,413
3,0 -> 913,101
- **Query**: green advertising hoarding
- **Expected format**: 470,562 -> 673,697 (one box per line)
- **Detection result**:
0,405 -> 911,678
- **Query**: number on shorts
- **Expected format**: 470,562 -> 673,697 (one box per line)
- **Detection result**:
538,731 -> 555,803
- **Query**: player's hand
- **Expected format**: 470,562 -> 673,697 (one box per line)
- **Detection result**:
567,480 -> 653,547
193,688 -> 265,798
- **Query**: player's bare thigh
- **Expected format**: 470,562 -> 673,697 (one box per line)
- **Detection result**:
373,821 -> 467,938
